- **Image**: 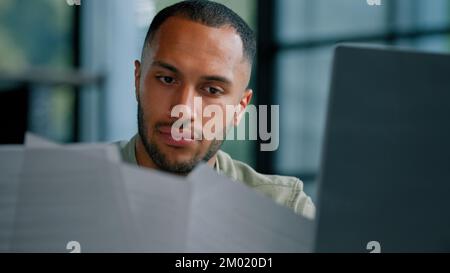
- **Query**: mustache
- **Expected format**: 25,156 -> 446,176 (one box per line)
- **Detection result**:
155,120 -> 204,137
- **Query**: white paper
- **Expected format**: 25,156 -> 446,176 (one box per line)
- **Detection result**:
0,146 -> 23,252
120,164 -> 190,252
186,164 -> 314,252
2,136 -> 315,252
24,132 -> 121,163
11,148 -> 138,252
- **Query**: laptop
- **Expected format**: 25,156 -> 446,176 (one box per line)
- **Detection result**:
315,44 -> 450,253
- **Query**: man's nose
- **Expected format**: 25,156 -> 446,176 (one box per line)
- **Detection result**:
170,84 -> 200,121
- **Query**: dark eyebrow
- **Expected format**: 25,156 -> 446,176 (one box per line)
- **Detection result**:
152,61 -> 180,74
201,75 -> 232,85
152,60 -> 232,85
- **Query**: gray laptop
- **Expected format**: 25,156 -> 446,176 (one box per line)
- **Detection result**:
315,44 -> 450,253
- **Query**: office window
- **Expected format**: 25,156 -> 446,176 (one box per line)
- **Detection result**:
0,0 -> 76,142
277,0 -> 387,42
257,0 -> 450,199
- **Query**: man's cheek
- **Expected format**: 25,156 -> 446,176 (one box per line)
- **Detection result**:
140,105 -> 156,133
150,92 -> 173,115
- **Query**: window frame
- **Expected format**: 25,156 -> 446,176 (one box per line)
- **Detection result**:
256,0 -> 450,181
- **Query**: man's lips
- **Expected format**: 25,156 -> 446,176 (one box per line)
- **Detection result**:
157,126 -> 196,147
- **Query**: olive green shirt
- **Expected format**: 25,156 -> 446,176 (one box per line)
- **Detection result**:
117,135 -> 315,219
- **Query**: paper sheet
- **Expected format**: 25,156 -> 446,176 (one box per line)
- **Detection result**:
2,134 -> 314,252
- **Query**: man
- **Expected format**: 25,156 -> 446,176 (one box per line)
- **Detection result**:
118,0 -> 315,219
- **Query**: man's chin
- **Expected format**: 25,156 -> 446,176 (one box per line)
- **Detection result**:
158,142 -> 197,159
160,158 -> 198,175
151,143 -> 200,173
162,155 -> 197,168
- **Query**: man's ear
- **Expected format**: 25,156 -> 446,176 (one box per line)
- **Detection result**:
235,89 -> 253,126
134,60 -> 141,102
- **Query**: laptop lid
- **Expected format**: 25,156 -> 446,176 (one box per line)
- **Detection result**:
315,44 -> 450,253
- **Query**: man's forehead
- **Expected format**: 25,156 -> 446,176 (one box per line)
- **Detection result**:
149,16 -> 247,64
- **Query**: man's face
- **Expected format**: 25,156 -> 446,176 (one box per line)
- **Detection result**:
134,16 -> 253,174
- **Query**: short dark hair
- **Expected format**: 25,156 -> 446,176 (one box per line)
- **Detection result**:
141,0 -> 256,64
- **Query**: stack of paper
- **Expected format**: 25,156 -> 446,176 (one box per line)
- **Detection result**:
0,134 -> 314,252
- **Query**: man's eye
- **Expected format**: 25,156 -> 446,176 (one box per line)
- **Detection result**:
157,76 -> 175,85
204,86 -> 223,95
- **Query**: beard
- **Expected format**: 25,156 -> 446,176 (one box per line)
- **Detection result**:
137,99 -> 224,175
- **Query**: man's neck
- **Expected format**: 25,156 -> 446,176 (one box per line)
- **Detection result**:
134,135 -> 217,173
